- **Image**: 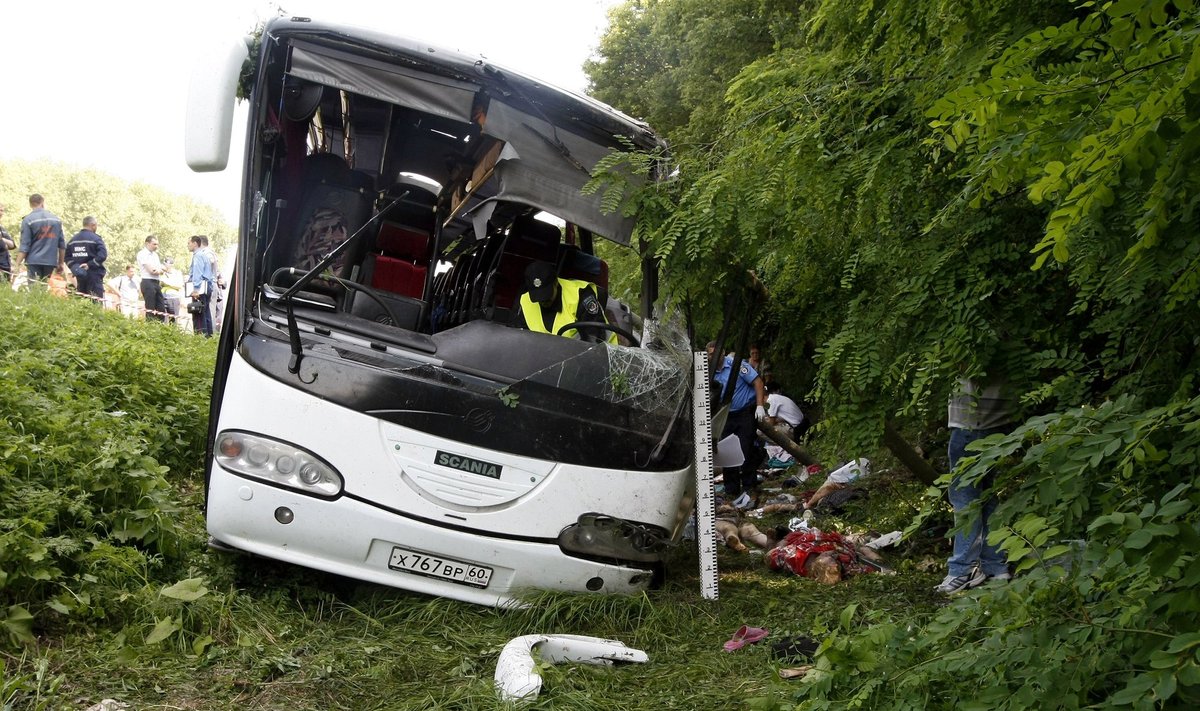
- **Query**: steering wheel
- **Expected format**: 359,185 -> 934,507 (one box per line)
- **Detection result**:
556,321 -> 640,347
343,281 -> 404,327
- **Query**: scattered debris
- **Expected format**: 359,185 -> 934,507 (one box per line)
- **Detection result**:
805,458 -> 870,509
84,701 -> 128,711
915,556 -> 943,572
494,634 -> 648,701
781,474 -> 807,488
786,510 -> 815,532
828,458 -> 870,484
864,530 -> 903,549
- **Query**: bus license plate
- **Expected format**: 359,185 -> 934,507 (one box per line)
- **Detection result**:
388,547 -> 493,588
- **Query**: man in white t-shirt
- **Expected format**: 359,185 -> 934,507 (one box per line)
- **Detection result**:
760,382 -> 805,466
766,385 -> 804,432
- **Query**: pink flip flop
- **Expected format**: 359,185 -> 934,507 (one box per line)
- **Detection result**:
723,625 -> 770,652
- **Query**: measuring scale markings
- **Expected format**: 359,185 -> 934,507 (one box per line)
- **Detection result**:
692,351 -> 719,600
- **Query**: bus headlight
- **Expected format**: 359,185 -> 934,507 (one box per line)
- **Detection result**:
557,513 -> 668,564
215,431 -> 343,498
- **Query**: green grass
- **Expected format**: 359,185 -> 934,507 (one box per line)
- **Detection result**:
9,541 -> 942,710
0,287 -> 942,710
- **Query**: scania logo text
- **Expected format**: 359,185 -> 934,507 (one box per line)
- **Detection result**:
435,450 -> 502,479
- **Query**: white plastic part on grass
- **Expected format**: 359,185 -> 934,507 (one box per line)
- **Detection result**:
494,634 -> 650,700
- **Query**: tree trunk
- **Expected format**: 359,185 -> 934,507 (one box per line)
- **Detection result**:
757,421 -> 819,467
881,419 -> 939,485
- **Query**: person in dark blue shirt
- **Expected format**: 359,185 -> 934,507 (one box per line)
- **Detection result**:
708,341 -> 767,506
66,216 -> 108,301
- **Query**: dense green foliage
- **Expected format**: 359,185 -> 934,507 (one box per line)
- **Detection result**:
588,0 -> 1200,707
0,288 -> 215,645
0,159 -> 233,269
586,0 -> 791,149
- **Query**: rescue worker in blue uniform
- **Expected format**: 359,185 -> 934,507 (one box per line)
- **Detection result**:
512,261 -> 617,344
708,341 -> 768,506
65,216 -> 108,300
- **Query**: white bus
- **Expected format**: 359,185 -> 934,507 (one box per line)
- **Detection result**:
186,17 -> 695,606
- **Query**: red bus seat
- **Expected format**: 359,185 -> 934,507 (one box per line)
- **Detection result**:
371,256 -> 427,299
368,221 -> 431,299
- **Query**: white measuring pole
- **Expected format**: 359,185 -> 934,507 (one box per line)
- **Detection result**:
692,351 -> 719,600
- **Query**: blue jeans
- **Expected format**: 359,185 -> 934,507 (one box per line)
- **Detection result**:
947,427 -> 1010,577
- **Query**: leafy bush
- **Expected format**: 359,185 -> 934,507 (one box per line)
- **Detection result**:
0,288 -> 215,641
762,394 -> 1200,709
591,1 -> 1200,708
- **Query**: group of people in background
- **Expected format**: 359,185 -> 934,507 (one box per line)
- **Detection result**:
0,194 -> 223,336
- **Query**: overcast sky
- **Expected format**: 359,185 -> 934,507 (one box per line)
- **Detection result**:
0,0 -> 622,222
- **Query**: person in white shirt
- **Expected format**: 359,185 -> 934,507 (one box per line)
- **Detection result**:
135,235 -> 166,322
766,384 -> 804,433
108,265 -> 141,318
761,382 -> 805,466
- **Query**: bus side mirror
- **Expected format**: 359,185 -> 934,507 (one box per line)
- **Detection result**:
185,36 -> 251,172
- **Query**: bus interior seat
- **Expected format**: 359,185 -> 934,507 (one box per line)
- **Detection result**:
365,222 -> 430,299
489,215 -> 562,311
448,241 -> 488,326
462,234 -> 510,321
279,153 -> 376,287
558,245 -> 608,291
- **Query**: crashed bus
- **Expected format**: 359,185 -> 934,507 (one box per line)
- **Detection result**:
186,17 -> 694,605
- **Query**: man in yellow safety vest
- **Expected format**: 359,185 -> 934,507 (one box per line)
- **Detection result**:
513,261 -> 616,344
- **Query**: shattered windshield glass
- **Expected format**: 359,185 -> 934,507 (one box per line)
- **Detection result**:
516,314 -> 692,418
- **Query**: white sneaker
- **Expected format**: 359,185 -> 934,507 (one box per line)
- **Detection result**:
732,492 -> 752,509
934,569 -> 987,594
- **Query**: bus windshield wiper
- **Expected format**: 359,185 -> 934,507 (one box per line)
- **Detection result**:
281,191 -> 409,375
